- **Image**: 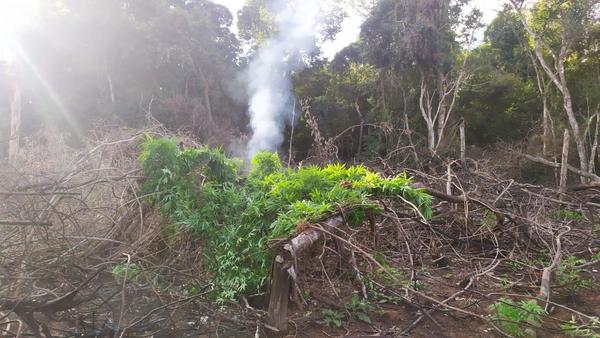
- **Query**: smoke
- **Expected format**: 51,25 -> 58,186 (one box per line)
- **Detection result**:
246,0 -> 321,159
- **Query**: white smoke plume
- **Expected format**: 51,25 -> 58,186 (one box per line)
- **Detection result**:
246,0 -> 321,159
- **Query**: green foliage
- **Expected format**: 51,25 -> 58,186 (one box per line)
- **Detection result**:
247,151 -> 283,183
347,294 -> 372,324
138,137 -> 179,195
557,256 -> 593,295
264,163 -> 431,238
370,252 -> 407,288
322,308 -> 344,328
489,298 -> 546,337
561,316 -> 600,337
364,277 -> 403,305
459,43 -> 539,145
557,209 -> 584,221
112,263 -> 142,282
409,280 -> 427,291
481,210 -> 497,229
139,137 -> 432,302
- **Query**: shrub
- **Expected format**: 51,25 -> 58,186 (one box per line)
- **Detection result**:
112,263 -> 142,282
348,294 -> 372,324
489,298 -> 546,337
322,308 -> 344,328
557,256 -> 593,295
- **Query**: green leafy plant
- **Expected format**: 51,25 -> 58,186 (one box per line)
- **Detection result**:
557,256 -> 593,295
370,252 -> 407,288
488,298 -> 546,337
322,308 -> 344,328
481,210 -> 497,229
112,263 -> 141,282
409,280 -> 427,291
557,209 -> 584,221
138,137 -> 433,303
363,277 -> 403,305
497,275 -> 513,290
348,294 -> 372,324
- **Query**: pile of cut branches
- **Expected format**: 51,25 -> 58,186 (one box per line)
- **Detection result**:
0,128 -> 254,337
1,131 -> 598,338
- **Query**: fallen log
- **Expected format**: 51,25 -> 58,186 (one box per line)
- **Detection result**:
266,215 -> 344,337
511,151 -> 600,182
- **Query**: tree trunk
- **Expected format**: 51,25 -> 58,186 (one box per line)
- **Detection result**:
266,257 -> 290,337
589,109 -> 599,175
104,54 -> 115,113
197,65 -> 214,125
436,72 -> 448,151
9,85 -> 21,164
266,216 -> 344,337
511,3 -> 590,180
355,99 -> 365,158
418,76 -> 436,154
426,121 -> 435,154
527,45 -> 552,157
559,129 -> 570,198
542,97 -> 550,156
401,86 -> 420,165
559,71 -> 588,181
459,118 -> 466,163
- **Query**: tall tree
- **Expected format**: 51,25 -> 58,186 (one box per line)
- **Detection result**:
510,0 -> 600,180
359,0 -> 481,155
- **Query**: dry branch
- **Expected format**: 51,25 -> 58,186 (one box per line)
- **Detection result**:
0,220 -> 52,226
514,151 -> 600,181
0,191 -> 80,196
539,226 -> 570,304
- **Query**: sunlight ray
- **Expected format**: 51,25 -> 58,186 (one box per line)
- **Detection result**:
13,43 -> 82,138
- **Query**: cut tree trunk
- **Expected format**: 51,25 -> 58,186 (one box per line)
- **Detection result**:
266,215 -> 344,337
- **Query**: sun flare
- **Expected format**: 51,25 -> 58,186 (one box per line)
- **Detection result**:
0,0 -> 40,45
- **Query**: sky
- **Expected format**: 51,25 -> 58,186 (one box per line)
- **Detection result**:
214,0 -> 506,59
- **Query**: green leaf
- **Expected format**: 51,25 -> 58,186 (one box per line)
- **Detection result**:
356,312 -> 372,324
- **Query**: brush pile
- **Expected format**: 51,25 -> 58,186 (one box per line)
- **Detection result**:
0,129 -> 598,337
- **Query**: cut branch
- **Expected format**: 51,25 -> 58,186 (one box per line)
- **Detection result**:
266,216 -> 344,337
0,220 -> 52,226
513,152 -> 600,182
